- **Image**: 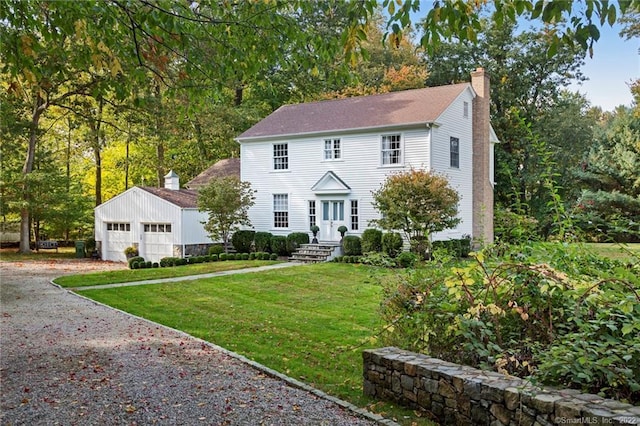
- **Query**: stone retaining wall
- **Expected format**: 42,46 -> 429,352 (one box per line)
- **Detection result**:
363,347 -> 640,426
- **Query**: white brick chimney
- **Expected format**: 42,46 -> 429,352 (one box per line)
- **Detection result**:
471,67 -> 494,245
164,170 -> 180,190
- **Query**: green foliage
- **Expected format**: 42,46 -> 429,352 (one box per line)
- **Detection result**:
573,107 -> 640,242
381,232 -> 403,258
208,245 -> 224,255
254,232 -> 273,252
494,205 -> 540,244
231,230 -> 255,253
198,177 -> 256,251
124,246 -> 139,257
372,169 -> 460,245
219,253 -> 228,261
431,236 -> 472,258
270,236 -> 287,256
342,236 -> 362,256
226,253 -> 236,261
337,225 -> 348,237
269,253 -> 278,261
361,228 -> 383,253
360,252 -> 397,268
286,232 -> 309,254
379,242 -> 640,402
396,251 -> 418,268
127,256 -> 144,269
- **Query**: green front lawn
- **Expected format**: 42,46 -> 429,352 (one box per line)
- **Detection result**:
54,260 -> 281,287
585,242 -> 640,262
79,263 -> 435,425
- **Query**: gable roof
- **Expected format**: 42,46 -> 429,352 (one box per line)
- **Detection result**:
237,83 -> 470,141
186,158 -> 241,190
139,187 -> 199,208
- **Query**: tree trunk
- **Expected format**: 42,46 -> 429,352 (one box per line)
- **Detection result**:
19,94 -> 46,253
92,97 -> 104,206
154,82 -> 165,187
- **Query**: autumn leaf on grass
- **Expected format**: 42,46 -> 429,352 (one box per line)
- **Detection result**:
125,404 -> 136,413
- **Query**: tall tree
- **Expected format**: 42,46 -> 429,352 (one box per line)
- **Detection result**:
573,106 -> 640,242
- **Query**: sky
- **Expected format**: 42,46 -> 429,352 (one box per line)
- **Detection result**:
407,5 -> 639,112
569,23 -> 638,111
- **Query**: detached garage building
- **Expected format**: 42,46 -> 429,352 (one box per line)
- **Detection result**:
95,171 -> 214,263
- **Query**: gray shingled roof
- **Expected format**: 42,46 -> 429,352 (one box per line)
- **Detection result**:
185,158 -> 240,190
139,187 -> 199,208
237,83 -> 470,140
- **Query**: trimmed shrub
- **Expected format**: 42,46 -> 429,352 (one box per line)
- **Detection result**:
219,253 -> 228,261
270,235 -> 288,256
286,232 -> 309,254
361,228 -> 383,253
227,253 -> 236,260
209,253 -> 219,262
232,230 -> 255,253
337,225 -> 348,237
254,232 -> 273,252
176,258 -> 188,266
128,256 -> 145,269
342,235 -> 362,256
208,245 -> 224,255
396,251 -> 418,268
145,261 -> 152,268
241,253 -> 250,260
152,262 -> 160,268
269,253 -> 278,261
249,252 -> 256,260
432,236 -> 472,258
382,232 -> 403,258
160,257 -> 177,267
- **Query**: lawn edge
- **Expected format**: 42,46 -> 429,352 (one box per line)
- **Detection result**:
50,278 -> 399,426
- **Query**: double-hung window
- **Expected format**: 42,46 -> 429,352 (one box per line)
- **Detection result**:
323,138 -> 341,160
350,200 -> 359,231
273,194 -> 289,228
450,137 -> 460,169
308,201 -> 317,228
273,143 -> 288,170
381,134 -> 402,165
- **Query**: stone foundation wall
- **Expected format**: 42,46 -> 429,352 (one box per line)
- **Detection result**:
363,347 -> 640,426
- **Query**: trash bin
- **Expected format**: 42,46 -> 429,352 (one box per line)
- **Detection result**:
75,241 -> 86,258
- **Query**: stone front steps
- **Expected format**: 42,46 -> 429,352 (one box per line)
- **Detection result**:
289,243 -> 341,263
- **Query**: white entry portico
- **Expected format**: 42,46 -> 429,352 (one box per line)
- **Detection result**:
311,171 -> 351,242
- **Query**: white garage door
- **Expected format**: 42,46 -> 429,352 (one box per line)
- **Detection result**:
142,223 -> 173,263
105,223 -> 131,262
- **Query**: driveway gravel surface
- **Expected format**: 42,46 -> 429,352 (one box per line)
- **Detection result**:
0,259 -> 389,426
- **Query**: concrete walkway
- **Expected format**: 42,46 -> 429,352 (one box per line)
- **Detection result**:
68,261 -> 303,291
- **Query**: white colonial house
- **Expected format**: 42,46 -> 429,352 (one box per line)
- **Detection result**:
237,68 -> 497,245
94,171 -> 215,262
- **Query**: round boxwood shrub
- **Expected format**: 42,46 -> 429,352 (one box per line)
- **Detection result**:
269,253 -> 278,261
361,228 -> 383,253
342,235 -> 362,256
231,230 -> 255,253
270,235 -> 288,256
128,256 -> 145,269
286,232 -> 309,254
254,232 -> 273,253
249,252 -> 256,260
145,261 -> 152,268
219,253 -> 228,261
176,258 -> 187,266
382,232 -> 403,258
262,252 -> 272,260
209,253 -> 219,262
208,245 -> 224,255
152,262 -> 160,268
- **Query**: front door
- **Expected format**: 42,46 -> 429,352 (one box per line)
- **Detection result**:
321,200 -> 346,242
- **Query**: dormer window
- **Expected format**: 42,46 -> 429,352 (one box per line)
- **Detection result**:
324,138 -> 341,160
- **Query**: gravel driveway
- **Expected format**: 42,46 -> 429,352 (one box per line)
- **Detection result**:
0,260 -> 387,426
